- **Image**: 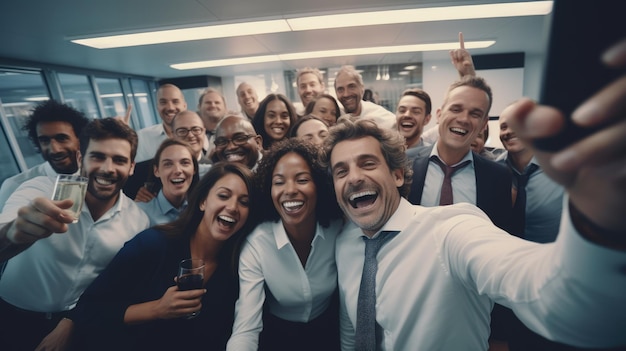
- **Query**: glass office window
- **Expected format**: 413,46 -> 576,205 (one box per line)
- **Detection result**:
96,77 -> 127,118
0,69 -> 52,170
58,73 -> 99,119
0,113 -> 21,184
130,78 -> 157,128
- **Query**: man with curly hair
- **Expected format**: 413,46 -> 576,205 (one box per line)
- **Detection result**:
0,100 -> 89,205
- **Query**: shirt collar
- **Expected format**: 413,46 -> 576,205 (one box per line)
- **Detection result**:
272,220 -> 325,249
156,190 -> 187,215
344,198 -> 417,240
430,146 -> 475,168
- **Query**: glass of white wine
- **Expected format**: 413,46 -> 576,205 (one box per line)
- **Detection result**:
51,174 -> 88,223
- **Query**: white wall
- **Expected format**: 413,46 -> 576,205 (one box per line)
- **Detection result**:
421,55 -> 543,149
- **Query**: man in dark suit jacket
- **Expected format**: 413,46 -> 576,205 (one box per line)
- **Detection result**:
405,76 -> 519,234
407,144 -> 517,234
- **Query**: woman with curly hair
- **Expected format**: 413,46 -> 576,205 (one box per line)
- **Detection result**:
227,138 -> 343,351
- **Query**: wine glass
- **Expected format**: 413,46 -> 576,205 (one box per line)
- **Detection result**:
177,258 -> 205,319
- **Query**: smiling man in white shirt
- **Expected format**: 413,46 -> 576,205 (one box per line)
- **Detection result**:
322,61 -> 626,350
0,118 -> 150,351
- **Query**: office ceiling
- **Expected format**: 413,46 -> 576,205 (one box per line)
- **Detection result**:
0,0 -> 551,79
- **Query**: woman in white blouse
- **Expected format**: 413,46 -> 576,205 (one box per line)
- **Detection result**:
227,138 -> 343,350
137,139 -> 198,225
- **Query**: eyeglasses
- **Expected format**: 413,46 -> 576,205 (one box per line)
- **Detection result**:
214,134 -> 255,147
175,126 -> 204,138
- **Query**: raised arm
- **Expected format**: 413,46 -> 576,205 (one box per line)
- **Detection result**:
450,32 -> 476,78
0,197 -> 74,261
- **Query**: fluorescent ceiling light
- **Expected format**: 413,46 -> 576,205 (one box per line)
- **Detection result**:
171,40 -> 495,70
25,96 -> 50,102
287,1 -> 553,30
70,1 -> 551,49
71,20 -> 291,49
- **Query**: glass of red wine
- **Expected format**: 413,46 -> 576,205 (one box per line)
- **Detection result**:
177,258 -> 205,319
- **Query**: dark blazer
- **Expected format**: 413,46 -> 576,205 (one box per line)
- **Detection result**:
123,159 -> 158,200
407,145 -> 520,235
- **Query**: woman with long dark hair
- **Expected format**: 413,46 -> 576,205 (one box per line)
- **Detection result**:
251,94 -> 297,150
137,139 -> 199,225
71,162 -> 258,350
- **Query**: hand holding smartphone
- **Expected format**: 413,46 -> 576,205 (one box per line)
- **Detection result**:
534,0 -> 625,151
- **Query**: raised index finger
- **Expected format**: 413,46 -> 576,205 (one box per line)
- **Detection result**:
124,102 -> 132,125
459,32 -> 465,49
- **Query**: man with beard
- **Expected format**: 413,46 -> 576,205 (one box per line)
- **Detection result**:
134,84 -> 187,163
295,67 -> 326,116
334,65 -> 395,130
0,118 -> 149,351
0,100 -> 89,205
212,115 -> 264,171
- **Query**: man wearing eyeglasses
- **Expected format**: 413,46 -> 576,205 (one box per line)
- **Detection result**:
211,115 -> 264,171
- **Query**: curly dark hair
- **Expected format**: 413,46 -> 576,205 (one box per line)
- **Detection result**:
320,118 -> 413,198
22,100 -> 89,151
254,138 -> 342,227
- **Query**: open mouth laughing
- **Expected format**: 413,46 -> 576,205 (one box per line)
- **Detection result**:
282,200 -> 304,213
450,127 -> 468,136
348,190 -> 378,209
217,214 -> 236,228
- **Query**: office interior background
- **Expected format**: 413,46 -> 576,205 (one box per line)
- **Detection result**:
0,0 -> 554,184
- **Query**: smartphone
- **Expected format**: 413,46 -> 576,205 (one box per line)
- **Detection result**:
534,0 -> 625,151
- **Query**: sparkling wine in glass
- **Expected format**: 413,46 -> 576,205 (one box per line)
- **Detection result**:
51,174 -> 88,223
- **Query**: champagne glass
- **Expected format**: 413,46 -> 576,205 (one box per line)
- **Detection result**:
51,174 -> 88,223
177,258 -> 205,319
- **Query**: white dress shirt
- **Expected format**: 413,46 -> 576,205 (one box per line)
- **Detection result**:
227,219 -> 343,351
137,190 -> 187,226
347,101 -> 396,130
421,147 -> 476,206
135,123 -> 168,163
336,198 -> 626,350
0,176 -> 150,312
0,162 -> 57,205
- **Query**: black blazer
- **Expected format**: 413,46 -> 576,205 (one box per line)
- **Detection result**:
407,145 -> 520,235
123,159 -> 158,200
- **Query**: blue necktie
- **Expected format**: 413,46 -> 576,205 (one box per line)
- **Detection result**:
354,230 -> 400,351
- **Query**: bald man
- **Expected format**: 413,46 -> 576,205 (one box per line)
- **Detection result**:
135,84 -> 187,163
